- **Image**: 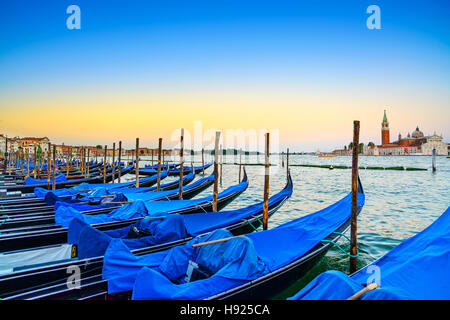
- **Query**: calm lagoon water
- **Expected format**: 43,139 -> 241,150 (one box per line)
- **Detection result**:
121,154 -> 450,299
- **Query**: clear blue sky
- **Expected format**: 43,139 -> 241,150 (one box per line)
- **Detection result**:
0,0 -> 449,151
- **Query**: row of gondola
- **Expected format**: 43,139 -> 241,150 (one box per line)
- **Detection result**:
0,158 -> 448,300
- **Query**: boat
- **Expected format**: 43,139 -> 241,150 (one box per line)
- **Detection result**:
0,168 -> 180,207
0,169 -> 170,218
4,175 -> 363,300
288,206 -> 450,300
0,170 -> 256,299
168,163 -> 213,176
0,171 -> 216,231
91,176 -> 364,300
0,165 -> 134,194
0,170 -> 245,243
318,155 -> 336,158
132,163 -> 183,176
0,170 -> 291,297
144,163 -> 179,170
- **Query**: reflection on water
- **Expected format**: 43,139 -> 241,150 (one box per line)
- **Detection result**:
120,154 -> 450,299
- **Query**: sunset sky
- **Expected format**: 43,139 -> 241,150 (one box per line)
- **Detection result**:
1,0 -> 449,151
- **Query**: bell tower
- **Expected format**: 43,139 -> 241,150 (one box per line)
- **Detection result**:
381,110 -> 390,145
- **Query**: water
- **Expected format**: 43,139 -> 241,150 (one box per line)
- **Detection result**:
119,154 -> 450,299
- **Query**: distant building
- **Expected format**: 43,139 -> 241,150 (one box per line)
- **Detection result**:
6,137 -> 21,152
366,110 -> 448,155
0,134 -> 6,159
20,137 -> 50,154
421,134 -> 448,156
381,110 -> 390,145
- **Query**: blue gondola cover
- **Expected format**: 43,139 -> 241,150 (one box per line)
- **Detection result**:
289,206 -> 450,300
101,191 -> 364,299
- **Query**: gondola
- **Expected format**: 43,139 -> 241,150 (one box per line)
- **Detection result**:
0,162 -> 103,180
289,206 -> 450,300
0,169 -> 169,216
168,162 -> 213,176
82,176 -> 364,300
0,168 -> 176,207
0,162 -> 105,185
0,169 -> 255,299
144,163 -> 180,170
0,169 -> 293,299
0,171 -> 217,231
130,168 -> 157,176
131,163 -> 181,176
0,165 -> 134,193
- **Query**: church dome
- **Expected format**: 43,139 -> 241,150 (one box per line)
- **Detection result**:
411,126 -> 424,138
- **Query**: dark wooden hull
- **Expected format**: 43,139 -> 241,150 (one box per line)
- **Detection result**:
0,172 -> 241,250
0,174 -> 214,232
0,166 -> 132,193
0,173 -> 289,300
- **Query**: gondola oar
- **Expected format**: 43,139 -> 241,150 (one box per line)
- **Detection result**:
192,235 -> 244,248
347,283 -> 379,300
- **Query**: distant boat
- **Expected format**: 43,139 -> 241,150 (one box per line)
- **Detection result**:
318,155 -> 337,158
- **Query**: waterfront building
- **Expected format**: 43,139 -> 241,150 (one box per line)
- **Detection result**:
367,111 -> 448,155
20,137 -> 50,154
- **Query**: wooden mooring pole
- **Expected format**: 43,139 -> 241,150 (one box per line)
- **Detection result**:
66,147 -> 70,176
213,132 -> 220,212
263,133 -> 270,230
286,148 -> 289,176
112,142 -> 116,183
432,148 -> 436,172
103,145 -> 107,184
2,135 -> 6,174
239,148 -> 242,182
52,145 -> 56,190
118,141 -> 122,183
135,138 -> 140,188
202,148 -> 205,176
350,120 -> 360,274
178,129 -> 184,200
88,148 -> 91,176
33,145 -> 37,179
47,148 -> 51,188
219,144 -> 223,187
157,138 -> 162,191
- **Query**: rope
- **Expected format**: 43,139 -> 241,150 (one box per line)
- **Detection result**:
0,214 -> 8,226
247,220 -> 258,231
321,232 -> 359,258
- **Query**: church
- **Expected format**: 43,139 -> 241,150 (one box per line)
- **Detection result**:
367,110 -> 448,156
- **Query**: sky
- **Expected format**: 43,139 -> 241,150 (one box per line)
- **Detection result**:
0,0 -> 449,152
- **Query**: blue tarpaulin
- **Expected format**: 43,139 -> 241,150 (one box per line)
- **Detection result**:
67,182 -> 292,259
34,187 -> 79,199
54,176 -> 245,227
101,190 -> 364,299
124,173 -> 213,202
170,162 -> 212,173
33,170 -> 187,199
289,206 -> 450,300
64,168 -> 166,191
55,200 -> 147,227
25,174 -> 66,185
69,212 -> 189,259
